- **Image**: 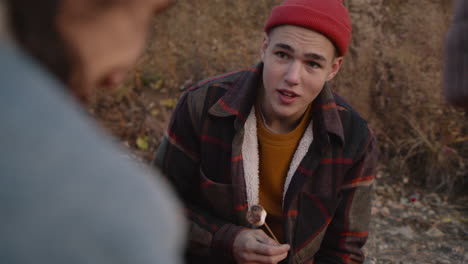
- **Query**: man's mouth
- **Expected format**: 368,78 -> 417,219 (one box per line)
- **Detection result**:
278,90 -> 298,97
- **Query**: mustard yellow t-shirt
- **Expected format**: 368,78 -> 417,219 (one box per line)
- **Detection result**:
256,104 -> 311,243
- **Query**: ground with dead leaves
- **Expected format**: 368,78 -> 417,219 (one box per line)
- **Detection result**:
365,172 -> 467,263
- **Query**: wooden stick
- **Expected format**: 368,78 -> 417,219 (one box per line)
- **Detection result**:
264,222 -> 280,244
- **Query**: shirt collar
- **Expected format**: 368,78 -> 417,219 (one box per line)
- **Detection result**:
312,84 -> 345,145
208,63 -> 262,130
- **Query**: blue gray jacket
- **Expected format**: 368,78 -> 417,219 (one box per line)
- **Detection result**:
0,42 -> 185,264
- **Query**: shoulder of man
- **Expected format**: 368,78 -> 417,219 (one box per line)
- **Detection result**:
186,69 -> 247,99
333,92 -> 369,127
332,92 -> 375,154
179,69 -> 251,121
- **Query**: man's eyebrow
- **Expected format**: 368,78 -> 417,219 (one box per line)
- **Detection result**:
275,43 -> 294,52
304,52 -> 327,62
274,43 -> 327,62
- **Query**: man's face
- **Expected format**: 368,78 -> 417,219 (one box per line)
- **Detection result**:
260,25 -> 343,129
57,0 -> 174,102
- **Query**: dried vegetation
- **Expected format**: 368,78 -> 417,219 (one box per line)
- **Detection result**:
91,1 -> 467,262
94,0 -> 467,196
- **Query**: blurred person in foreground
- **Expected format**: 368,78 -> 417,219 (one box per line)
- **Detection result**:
0,0 -> 185,263
154,0 -> 378,263
444,0 -> 468,110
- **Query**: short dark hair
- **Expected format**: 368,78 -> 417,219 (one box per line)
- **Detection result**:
5,0 -> 122,87
6,0 -> 72,85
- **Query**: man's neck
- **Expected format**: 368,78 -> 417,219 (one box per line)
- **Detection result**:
258,103 -> 307,134
257,84 -> 308,134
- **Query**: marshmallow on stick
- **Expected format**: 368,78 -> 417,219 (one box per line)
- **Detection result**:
246,205 -> 279,243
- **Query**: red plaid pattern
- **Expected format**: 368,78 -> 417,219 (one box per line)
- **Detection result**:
154,63 -> 378,263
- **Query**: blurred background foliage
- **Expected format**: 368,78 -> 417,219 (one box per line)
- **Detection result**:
92,0 -> 467,197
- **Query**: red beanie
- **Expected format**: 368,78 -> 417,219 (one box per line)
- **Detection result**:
264,0 -> 352,56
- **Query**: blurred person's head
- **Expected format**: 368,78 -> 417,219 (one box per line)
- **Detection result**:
4,0 -> 174,103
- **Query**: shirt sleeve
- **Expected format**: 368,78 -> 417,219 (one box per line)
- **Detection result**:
315,128 -> 378,264
153,91 -> 244,261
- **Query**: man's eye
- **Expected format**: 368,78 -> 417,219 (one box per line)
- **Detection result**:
275,51 -> 289,59
307,61 -> 321,68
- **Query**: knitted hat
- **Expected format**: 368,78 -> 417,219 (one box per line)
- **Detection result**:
264,0 -> 352,56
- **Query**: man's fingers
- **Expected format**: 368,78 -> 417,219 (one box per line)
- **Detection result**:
253,241 -> 290,256
233,229 -> 290,264
272,252 -> 288,263
254,229 -> 280,245
242,251 -> 289,264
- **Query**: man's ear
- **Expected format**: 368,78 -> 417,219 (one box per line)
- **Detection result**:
261,33 -> 269,62
326,56 -> 343,81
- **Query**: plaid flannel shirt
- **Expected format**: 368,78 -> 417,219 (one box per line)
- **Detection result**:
154,63 -> 378,264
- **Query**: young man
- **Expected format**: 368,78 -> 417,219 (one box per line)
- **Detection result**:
0,0 -> 185,263
155,0 -> 378,263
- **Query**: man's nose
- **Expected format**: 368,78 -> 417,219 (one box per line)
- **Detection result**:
284,61 -> 301,86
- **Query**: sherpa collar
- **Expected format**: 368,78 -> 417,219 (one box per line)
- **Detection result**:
242,106 -> 314,208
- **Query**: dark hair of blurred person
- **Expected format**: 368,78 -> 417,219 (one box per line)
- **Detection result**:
7,0 -> 172,103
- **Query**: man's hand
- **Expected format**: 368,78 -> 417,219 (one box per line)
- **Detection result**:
233,229 -> 290,264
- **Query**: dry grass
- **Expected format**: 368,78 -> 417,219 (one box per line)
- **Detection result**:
377,109 -> 467,195
93,0 -> 467,196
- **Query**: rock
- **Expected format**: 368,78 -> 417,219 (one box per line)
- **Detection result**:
381,207 -> 391,217
426,227 -> 444,238
378,244 -> 388,250
412,201 -> 423,208
363,257 -> 377,264
371,206 -> 380,216
389,226 -> 415,240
